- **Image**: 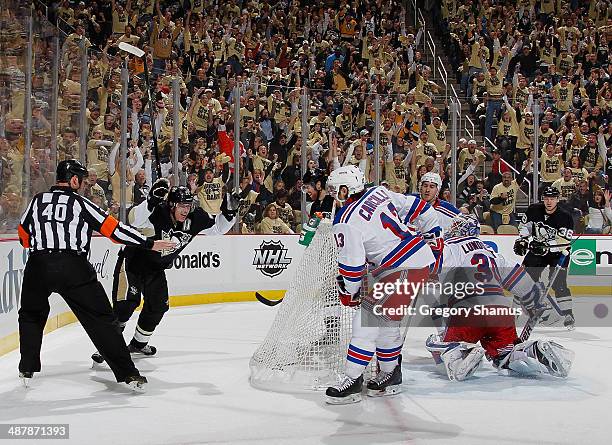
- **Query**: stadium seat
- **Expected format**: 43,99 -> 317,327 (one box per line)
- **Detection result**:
496,225 -> 518,235
480,225 -> 495,234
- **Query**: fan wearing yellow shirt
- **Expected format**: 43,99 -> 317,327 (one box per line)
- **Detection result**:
496,96 -> 520,162
490,171 -> 520,231
194,167 -> 230,216
482,55 -> 509,141
552,76 -> 575,116
539,143 -> 564,193
552,168 -> 577,202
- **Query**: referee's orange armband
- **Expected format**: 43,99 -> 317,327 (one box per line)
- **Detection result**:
18,224 -> 31,248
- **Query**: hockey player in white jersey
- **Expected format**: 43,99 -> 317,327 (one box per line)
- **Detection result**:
324,165 -> 442,404
425,214 -> 574,381
413,172 -> 460,230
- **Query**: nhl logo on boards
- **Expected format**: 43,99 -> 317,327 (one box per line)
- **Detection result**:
253,240 -> 292,278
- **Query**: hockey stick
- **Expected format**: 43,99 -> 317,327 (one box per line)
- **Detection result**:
519,249 -> 569,342
118,42 -> 163,180
255,292 -> 284,306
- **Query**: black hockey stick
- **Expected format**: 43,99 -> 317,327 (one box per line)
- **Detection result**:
255,292 -> 284,306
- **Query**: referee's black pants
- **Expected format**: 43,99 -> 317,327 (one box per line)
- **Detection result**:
18,252 -> 140,382
112,252 -> 169,347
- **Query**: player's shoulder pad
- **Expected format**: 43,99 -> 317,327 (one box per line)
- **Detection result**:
333,206 -> 346,225
436,199 -> 461,215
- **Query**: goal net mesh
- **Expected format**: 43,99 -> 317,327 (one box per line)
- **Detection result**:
249,219 -> 362,392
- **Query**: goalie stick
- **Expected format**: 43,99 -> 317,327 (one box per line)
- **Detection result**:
255,292 -> 284,306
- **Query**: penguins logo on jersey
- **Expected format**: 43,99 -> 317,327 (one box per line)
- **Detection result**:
161,229 -> 193,256
532,221 -> 558,242
253,240 -> 292,278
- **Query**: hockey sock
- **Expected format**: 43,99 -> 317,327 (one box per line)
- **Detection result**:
345,344 -> 374,379
376,345 -> 402,372
131,324 -> 154,348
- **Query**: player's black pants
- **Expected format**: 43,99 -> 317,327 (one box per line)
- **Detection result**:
523,253 -> 572,315
112,251 -> 169,347
18,252 -> 140,382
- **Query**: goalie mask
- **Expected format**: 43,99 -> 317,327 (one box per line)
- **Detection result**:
445,214 -> 481,239
326,165 -> 365,201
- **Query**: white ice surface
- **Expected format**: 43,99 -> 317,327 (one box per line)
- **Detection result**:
0,302 -> 610,445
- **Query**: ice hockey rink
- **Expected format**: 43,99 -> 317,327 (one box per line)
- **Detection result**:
0,302 -> 610,445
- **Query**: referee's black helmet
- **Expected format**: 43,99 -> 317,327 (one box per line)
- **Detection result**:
168,186 -> 194,206
56,159 -> 88,183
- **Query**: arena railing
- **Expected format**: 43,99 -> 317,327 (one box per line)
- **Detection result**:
437,56 -> 448,102
484,137 -> 532,207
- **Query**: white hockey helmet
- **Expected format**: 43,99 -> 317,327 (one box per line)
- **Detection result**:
326,165 -> 365,200
419,171 -> 442,189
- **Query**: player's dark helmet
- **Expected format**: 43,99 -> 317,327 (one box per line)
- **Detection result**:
56,159 -> 88,183
168,186 -> 194,206
542,186 -> 560,198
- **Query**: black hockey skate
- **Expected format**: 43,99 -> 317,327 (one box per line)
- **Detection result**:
124,375 -> 147,393
367,364 -> 402,397
128,343 -> 157,356
91,351 -> 105,366
325,375 -> 363,405
19,371 -> 33,388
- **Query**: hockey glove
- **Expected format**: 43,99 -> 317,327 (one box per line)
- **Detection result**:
148,178 -> 170,210
336,275 -> 360,307
529,239 -> 549,256
513,237 -> 529,256
220,189 -> 241,221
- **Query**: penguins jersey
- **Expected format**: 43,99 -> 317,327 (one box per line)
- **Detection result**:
125,199 -> 235,273
409,195 -> 460,230
334,186 -> 442,295
518,203 -> 574,255
441,236 -> 536,308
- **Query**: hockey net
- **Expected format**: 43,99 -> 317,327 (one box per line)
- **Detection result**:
249,219 -> 360,392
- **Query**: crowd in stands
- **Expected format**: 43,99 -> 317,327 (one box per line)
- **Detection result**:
0,0 -> 610,235
435,0 -> 611,233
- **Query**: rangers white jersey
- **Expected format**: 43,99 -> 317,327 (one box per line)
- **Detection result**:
409,195 -> 460,230
334,186 -> 441,295
441,236 -> 536,308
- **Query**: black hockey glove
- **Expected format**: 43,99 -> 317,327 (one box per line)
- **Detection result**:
529,239 -> 549,256
513,237 -> 529,256
147,178 -> 170,210
220,189 -> 241,221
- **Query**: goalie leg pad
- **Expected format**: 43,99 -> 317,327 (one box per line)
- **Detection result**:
440,344 -> 485,381
498,340 -> 575,378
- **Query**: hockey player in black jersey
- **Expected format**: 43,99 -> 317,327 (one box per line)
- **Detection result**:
513,186 -> 575,329
92,179 -> 239,364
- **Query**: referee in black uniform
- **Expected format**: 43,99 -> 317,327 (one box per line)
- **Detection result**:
17,159 -> 175,391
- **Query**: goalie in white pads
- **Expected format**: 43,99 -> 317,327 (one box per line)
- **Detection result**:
325,165 -> 442,404
425,214 -> 574,381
